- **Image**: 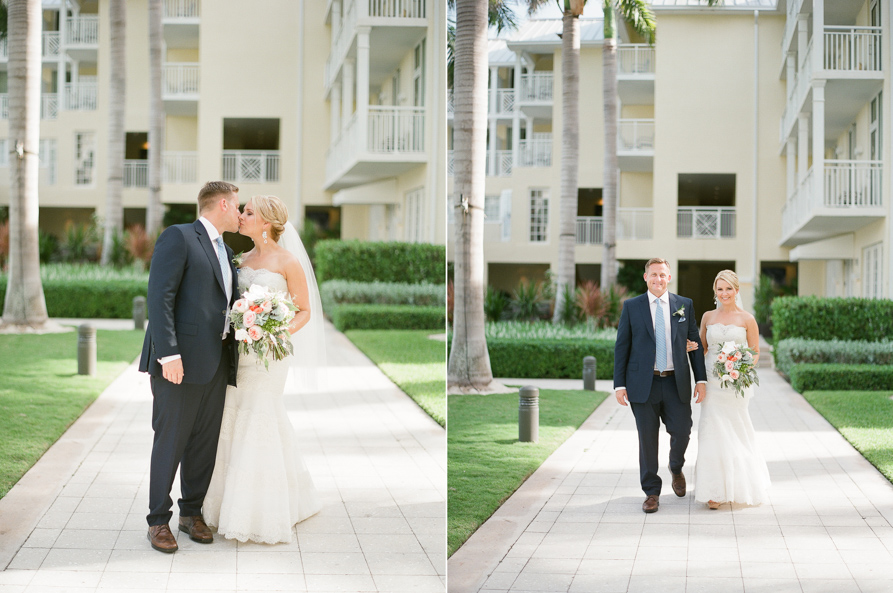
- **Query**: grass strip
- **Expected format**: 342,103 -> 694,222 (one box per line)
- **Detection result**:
0,329 -> 146,499
448,388 -> 607,556
344,329 -> 445,427
802,390 -> 893,484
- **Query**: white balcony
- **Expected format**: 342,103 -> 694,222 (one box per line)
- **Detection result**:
164,151 -> 198,184
325,106 -> 426,190
42,32 -> 60,58
486,149 -> 513,177
518,137 -> 551,168
677,207 -> 736,239
617,44 -> 655,105
64,83 -> 97,111
164,0 -> 200,49
222,150 -> 280,184
66,16 -> 98,60
124,160 -> 149,188
618,118 -> 654,171
824,26 -> 881,72
41,94 -> 58,119
447,89 -> 453,117
164,0 -> 200,19
492,88 -> 514,116
576,209 -> 654,244
447,149 -> 454,177
781,160 -> 885,246
163,63 -> 200,115
519,72 -> 553,119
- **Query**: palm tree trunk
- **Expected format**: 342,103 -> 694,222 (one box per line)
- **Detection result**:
552,9 -> 580,323
101,0 -> 126,265
147,0 -> 164,235
601,7 -> 618,290
448,0 -> 496,392
2,0 -> 49,329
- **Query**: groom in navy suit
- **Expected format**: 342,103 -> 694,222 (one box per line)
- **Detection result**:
613,258 -> 707,513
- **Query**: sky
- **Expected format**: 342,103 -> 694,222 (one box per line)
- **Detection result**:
448,1 -> 606,39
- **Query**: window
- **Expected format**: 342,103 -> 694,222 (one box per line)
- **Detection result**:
863,242 -> 883,299
484,195 -> 501,220
404,187 -> 426,243
75,132 -> 95,185
529,189 -> 549,243
413,38 -> 426,107
871,92 -> 882,161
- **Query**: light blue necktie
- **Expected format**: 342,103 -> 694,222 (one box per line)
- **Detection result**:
654,297 -> 667,372
215,236 -> 231,300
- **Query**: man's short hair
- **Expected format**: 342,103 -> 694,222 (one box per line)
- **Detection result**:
197,181 -> 239,213
644,258 -> 671,273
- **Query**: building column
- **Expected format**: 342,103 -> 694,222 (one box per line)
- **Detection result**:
797,15 -> 809,63
356,27 -> 370,153
342,58 -> 354,130
488,66 -> 498,176
798,112 -> 809,185
331,0 -> 341,51
813,0 -> 824,73
331,81 -> 342,142
812,81 -> 826,206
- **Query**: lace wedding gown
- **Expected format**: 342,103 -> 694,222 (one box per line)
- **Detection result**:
203,267 -> 321,543
695,324 -> 771,505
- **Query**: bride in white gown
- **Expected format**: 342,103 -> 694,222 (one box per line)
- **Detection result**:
695,269 -> 770,510
203,195 -> 322,543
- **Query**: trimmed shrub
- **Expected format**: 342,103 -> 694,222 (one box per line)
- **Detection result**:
771,296 -> 893,344
775,338 -> 893,376
320,280 -> 444,311
329,304 -> 445,331
788,364 -> 893,393
315,240 -> 445,285
447,336 -> 615,379
0,277 -> 148,318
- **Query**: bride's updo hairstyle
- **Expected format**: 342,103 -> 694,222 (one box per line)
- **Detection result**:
250,195 -> 289,242
713,269 -> 740,294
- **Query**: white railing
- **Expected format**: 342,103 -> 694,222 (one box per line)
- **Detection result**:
783,168 -> 814,236
41,94 -> 58,119
518,137 -> 551,167
325,113 -> 358,183
164,0 -> 200,18
367,106 -> 425,153
781,37 -> 813,140
824,26 -> 882,72
782,0 -> 804,53
575,209 -> 653,244
493,89 -> 514,114
447,149 -> 454,176
163,151 -> 198,183
163,63 -> 200,96
124,160 -> 149,188
677,207 -> 736,239
617,44 -> 655,75
66,16 -> 99,46
64,83 -> 97,110
447,89 -> 453,115
576,217 -> 603,245
520,72 -> 553,102
487,149 -> 512,176
618,119 -> 654,152
222,150 -> 280,183
43,32 -> 60,57
824,159 -> 883,208
325,0 -> 358,89
368,0 -> 425,18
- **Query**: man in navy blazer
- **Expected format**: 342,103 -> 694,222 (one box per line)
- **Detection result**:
139,181 -> 241,552
613,258 -> 707,513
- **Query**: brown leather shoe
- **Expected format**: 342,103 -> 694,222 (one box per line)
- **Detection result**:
178,515 -> 213,543
669,466 -> 686,497
642,494 -> 659,513
147,524 -> 178,553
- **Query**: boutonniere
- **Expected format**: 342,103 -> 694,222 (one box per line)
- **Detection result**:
673,305 -> 685,322
232,251 -> 244,267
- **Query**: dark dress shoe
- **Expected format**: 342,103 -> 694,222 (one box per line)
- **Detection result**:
147,524 -> 178,553
670,466 -> 686,497
642,494 -> 659,513
178,515 -> 213,543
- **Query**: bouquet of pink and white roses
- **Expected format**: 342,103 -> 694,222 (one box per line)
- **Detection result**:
713,341 -> 759,397
230,284 -> 299,369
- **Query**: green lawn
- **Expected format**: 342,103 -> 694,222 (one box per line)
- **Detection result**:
344,329 -> 446,427
0,329 -> 146,499
802,390 -> 893,484
448,388 -> 608,556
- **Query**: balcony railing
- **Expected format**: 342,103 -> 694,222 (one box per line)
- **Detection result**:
66,16 -> 99,46
369,0 -> 425,18
487,149 -> 513,177
618,119 -> 654,152
518,137 -> 552,167
493,89 -> 514,114
519,72 -> 553,102
448,149 -> 454,176
781,37 -> 813,140
163,63 -> 200,96
617,44 -> 655,75
368,106 -> 425,153
164,0 -> 200,18
164,151 -> 198,183
575,209 -> 653,244
576,217 -> 603,245
824,26 -> 882,72
64,83 -> 97,110
824,159 -> 883,207
43,32 -> 60,57
42,94 -> 58,119
222,150 -> 280,183
447,89 -> 453,116
677,207 -> 736,239
124,160 -> 149,188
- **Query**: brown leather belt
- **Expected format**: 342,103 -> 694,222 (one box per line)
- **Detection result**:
654,370 -> 674,377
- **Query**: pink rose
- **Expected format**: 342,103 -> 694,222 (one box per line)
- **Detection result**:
247,325 -> 263,341
261,300 -> 273,313
233,299 -> 249,313
729,370 -> 740,380
725,360 -> 734,372
717,352 -> 727,362
243,309 -> 256,327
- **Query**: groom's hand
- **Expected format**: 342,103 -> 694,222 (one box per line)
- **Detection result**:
162,359 -> 184,384
615,389 -> 629,406
693,383 -> 706,404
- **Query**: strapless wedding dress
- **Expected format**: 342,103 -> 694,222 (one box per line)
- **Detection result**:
203,267 -> 321,543
695,323 -> 771,505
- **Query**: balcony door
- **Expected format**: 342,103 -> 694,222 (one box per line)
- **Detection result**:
677,173 -> 736,239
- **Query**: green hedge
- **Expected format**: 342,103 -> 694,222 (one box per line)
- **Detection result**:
315,240 -> 445,285
789,363 -> 893,393
448,337 -> 615,379
775,338 -> 893,375
0,278 -> 148,318
771,297 -> 893,344
329,304 -> 445,331
320,280 -> 445,311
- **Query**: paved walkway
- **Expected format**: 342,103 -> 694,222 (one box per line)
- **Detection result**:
0,322 -> 445,593
450,348 -> 893,593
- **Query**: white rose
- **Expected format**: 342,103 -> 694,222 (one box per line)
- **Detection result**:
721,341 -> 738,354
235,328 -> 251,343
721,374 -> 731,383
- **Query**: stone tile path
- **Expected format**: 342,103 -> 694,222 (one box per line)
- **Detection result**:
0,323 -> 445,593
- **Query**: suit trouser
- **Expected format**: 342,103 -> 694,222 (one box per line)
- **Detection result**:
630,375 -> 692,496
147,345 -> 229,527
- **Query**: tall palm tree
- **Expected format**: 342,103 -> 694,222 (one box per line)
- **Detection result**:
2,0 -> 51,330
101,0 -> 126,265
146,0 -> 164,235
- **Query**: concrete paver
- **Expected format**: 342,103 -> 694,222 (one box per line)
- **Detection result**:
0,322 -> 445,592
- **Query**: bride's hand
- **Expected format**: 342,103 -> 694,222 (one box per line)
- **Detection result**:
686,339 -> 699,352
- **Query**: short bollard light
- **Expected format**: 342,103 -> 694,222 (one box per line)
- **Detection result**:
519,385 -> 539,443
133,296 -> 146,330
78,324 -> 97,376
583,356 -> 597,391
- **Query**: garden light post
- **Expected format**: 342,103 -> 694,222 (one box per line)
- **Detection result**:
78,324 -> 97,376
583,356 -> 597,391
519,385 -> 539,443
133,296 -> 146,330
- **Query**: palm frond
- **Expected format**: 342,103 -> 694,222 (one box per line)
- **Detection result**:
525,0 -> 554,16
616,0 -> 656,44
489,0 -> 518,34
447,18 -> 455,88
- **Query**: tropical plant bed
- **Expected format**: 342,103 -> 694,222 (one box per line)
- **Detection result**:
448,388 -> 608,556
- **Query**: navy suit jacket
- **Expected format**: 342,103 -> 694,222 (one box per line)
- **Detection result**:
139,220 -> 239,386
613,292 -> 707,404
